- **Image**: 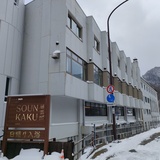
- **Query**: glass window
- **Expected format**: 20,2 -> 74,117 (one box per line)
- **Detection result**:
118,79 -> 122,93
72,60 -> 82,79
66,57 -> 71,73
85,102 -> 107,116
127,108 -> 133,116
72,20 -> 77,34
67,14 -> 82,39
94,36 -> 100,52
4,77 -> 11,101
115,106 -> 124,116
125,64 -> 127,73
66,48 -> 87,81
94,65 -> 103,86
118,58 -> 120,68
67,16 -> 71,28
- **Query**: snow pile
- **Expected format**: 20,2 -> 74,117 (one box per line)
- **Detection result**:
1,127 -> 160,160
0,148 -> 69,160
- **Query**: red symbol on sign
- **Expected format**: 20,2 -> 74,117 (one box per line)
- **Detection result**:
106,85 -> 115,93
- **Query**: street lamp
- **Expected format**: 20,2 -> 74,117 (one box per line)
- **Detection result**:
107,0 -> 129,140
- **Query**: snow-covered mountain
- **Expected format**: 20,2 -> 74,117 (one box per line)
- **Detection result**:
143,67 -> 160,107
143,67 -> 160,87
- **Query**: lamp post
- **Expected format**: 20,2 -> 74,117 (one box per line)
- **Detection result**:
107,0 -> 129,140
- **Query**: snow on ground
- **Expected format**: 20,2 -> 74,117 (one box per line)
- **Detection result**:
86,127 -> 160,160
1,127 -> 160,160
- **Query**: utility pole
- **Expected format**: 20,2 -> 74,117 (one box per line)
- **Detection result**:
107,0 -> 129,140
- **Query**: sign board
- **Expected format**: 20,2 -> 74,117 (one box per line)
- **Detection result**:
2,95 -> 50,156
106,85 -> 115,93
106,94 -> 115,103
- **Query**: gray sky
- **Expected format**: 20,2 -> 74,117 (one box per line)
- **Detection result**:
25,0 -> 160,75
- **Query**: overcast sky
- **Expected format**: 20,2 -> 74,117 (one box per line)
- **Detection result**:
25,0 -> 160,76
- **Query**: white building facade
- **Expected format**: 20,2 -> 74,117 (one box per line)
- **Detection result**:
0,0 -> 25,136
0,0 -> 159,151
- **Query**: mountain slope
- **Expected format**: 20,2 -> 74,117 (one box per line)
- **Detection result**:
143,67 -> 160,106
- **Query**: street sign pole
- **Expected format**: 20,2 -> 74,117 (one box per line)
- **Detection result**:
106,85 -> 116,140
107,0 -> 129,140
112,106 -> 116,140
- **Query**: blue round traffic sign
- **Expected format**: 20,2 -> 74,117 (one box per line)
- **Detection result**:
106,94 -> 115,103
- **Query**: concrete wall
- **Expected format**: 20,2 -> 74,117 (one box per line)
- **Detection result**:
0,0 -> 25,136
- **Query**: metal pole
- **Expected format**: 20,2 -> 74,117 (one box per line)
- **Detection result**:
107,0 -> 129,140
93,124 -> 96,147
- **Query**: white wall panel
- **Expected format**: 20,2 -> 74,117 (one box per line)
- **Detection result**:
11,29 -> 18,78
123,94 -> 130,107
49,73 -> 65,96
12,5 -> 18,27
65,74 -> 88,100
0,21 -> 8,73
6,0 -> 13,24
0,0 -> 7,20
4,26 -> 14,76
41,0 -> 50,37
88,83 -> 104,102
50,123 -> 78,139
39,36 -> 49,83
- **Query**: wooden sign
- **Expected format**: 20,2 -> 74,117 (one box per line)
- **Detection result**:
2,95 -> 50,156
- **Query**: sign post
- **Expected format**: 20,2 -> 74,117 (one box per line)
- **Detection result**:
106,85 -> 116,140
2,95 -> 50,156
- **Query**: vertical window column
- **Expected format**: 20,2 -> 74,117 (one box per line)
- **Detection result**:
4,77 -> 11,101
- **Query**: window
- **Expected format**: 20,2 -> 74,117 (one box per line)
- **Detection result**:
126,84 -> 129,95
126,108 -> 135,116
131,69 -> 133,77
14,0 -> 19,5
94,65 -> 103,86
118,79 -> 122,93
94,36 -> 100,52
118,58 -> 120,68
4,77 -> 11,101
125,64 -> 127,73
67,14 -> 82,39
115,106 -> 124,116
85,102 -> 107,116
66,48 -> 87,80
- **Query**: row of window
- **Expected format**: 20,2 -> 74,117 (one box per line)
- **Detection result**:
85,102 -> 107,116
141,82 -> 156,96
66,48 -> 144,99
67,12 -> 139,83
67,14 -> 101,55
66,48 -> 103,86
85,103 -> 136,117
